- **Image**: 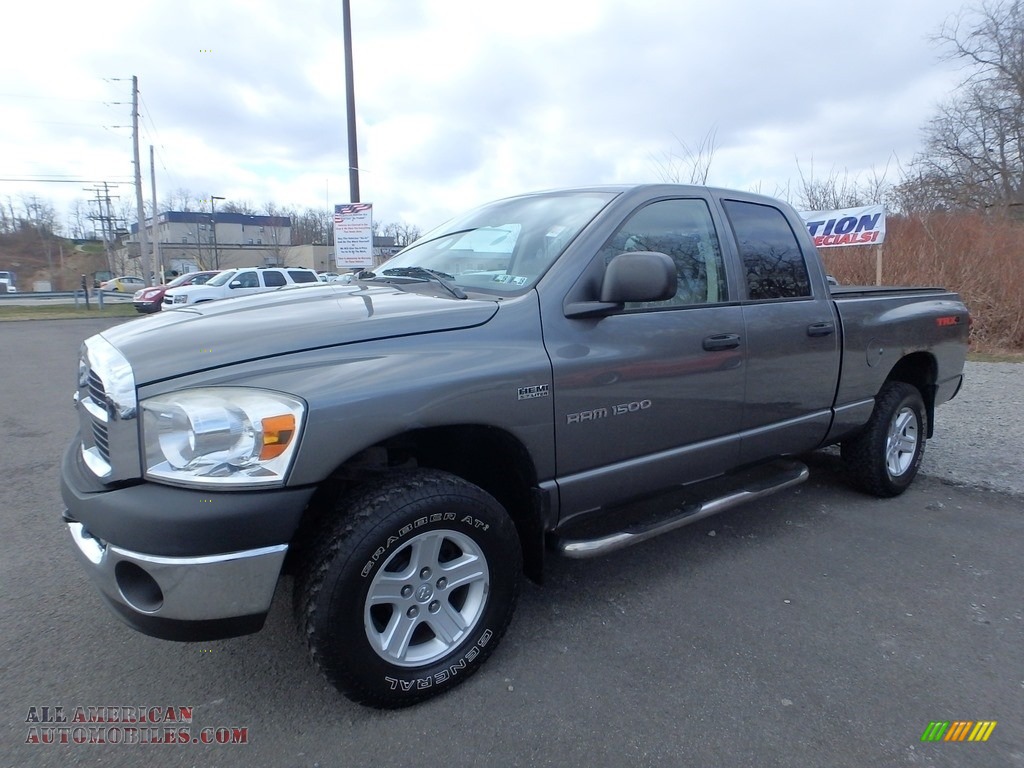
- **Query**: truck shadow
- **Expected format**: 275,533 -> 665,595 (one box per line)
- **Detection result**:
185,448 -> 867,717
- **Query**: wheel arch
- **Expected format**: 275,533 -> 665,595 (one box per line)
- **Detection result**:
289,424 -> 546,583
883,352 -> 938,437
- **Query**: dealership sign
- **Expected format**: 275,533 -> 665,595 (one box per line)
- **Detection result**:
334,203 -> 374,269
799,204 -> 886,248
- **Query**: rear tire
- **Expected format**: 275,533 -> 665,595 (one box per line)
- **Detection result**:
295,469 -> 521,708
842,381 -> 927,497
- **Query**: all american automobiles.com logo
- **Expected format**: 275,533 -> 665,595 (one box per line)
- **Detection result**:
24,705 -> 248,746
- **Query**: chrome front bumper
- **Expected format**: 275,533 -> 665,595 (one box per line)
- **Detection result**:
67,522 -> 287,638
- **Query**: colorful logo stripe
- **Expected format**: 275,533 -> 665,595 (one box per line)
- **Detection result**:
967,722 -> 998,742
921,721 -> 997,742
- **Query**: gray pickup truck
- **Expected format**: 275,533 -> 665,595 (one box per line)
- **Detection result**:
61,185 -> 969,707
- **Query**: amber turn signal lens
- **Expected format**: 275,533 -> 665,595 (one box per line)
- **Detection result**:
260,414 -> 296,459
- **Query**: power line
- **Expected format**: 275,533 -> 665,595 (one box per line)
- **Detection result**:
137,92 -> 183,193
0,177 -> 131,184
0,92 -> 111,104
23,121 -> 113,128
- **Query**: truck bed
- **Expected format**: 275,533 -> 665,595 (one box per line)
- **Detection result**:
826,286 -> 969,444
830,285 -> 950,298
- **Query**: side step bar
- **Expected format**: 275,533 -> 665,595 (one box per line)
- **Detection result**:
554,460 -> 809,559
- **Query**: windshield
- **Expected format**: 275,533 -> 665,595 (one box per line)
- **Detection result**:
165,273 -> 192,288
374,191 -> 615,295
206,270 -> 237,287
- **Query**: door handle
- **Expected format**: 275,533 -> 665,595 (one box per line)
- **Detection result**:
702,333 -> 741,351
807,321 -> 835,337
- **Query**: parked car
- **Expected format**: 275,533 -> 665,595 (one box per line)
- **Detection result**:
0,270 -> 16,293
62,184 -> 969,708
99,276 -> 145,293
162,267 -> 320,307
132,271 -> 221,314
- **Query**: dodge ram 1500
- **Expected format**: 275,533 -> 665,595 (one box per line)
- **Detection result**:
61,185 -> 969,707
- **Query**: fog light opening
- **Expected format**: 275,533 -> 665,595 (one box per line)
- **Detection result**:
115,561 -> 164,613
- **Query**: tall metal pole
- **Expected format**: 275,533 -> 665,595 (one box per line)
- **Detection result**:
342,0 -> 360,203
210,196 -> 222,270
150,145 -> 163,280
132,75 -> 152,285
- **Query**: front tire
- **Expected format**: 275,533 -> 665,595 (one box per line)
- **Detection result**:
842,381 -> 928,497
296,470 -> 521,708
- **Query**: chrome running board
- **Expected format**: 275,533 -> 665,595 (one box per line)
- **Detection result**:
554,460 -> 809,559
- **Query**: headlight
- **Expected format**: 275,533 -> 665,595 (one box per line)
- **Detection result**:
142,388 -> 305,488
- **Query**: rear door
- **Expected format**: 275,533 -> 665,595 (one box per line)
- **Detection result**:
718,197 -> 839,463
262,270 -> 287,291
288,270 -> 319,284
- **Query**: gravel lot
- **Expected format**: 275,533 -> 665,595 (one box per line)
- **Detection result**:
922,361 -> 1024,497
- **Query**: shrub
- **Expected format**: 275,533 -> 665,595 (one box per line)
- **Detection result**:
820,213 -> 1024,351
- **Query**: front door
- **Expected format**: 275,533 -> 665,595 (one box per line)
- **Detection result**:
543,196 -> 746,522
229,270 -> 263,298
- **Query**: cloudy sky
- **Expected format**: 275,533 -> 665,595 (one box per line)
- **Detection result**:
1,0 -> 975,233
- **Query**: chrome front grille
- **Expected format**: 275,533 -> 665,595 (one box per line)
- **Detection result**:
87,370 -> 105,405
76,336 -> 139,482
91,418 -> 110,461
85,369 -> 111,461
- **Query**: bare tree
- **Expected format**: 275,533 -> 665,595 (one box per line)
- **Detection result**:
221,199 -> 258,214
290,207 -> 333,245
793,159 -> 891,211
261,202 -> 289,265
67,199 -> 91,239
0,196 -> 18,234
904,0 -> 1024,213
19,194 -> 60,236
167,187 -> 201,212
650,128 -> 718,185
381,221 -> 421,247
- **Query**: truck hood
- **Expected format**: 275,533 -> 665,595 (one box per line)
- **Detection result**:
163,283 -> 220,300
100,283 -> 499,385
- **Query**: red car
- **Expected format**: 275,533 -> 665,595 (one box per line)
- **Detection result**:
132,271 -> 220,313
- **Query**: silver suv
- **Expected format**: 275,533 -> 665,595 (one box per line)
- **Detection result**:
163,267 -> 319,306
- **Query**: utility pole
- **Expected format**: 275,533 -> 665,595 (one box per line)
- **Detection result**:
342,0 -> 360,203
132,75 -> 152,286
103,182 -> 119,273
85,183 -> 119,275
210,195 -> 225,269
150,145 -> 163,281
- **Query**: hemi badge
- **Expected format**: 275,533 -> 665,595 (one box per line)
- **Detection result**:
518,384 -> 550,401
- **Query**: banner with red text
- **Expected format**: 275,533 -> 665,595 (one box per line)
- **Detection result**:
799,204 -> 885,248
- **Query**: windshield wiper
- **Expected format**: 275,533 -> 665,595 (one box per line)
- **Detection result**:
378,267 -> 467,299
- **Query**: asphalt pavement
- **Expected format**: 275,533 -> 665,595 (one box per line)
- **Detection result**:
1,319 -> 1021,768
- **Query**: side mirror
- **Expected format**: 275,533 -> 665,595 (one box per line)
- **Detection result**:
229,280 -> 242,288
564,251 -> 678,318
600,251 -> 677,303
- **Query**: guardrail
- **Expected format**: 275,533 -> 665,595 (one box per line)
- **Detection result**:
0,290 -> 134,306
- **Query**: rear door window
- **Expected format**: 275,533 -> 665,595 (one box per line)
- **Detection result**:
721,200 -> 811,300
263,271 -> 286,287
